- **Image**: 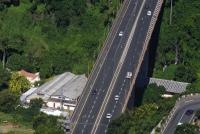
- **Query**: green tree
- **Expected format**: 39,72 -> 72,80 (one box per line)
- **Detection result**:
142,84 -> 165,104
0,90 -> 19,113
29,98 -> 43,111
9,72 -> 31,94
174,64 -> 197,83
33,113 -> 64,134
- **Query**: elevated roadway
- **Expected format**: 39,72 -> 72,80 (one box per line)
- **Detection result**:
71,0 -> 163,133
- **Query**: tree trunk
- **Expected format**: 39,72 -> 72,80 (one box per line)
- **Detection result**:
2,49 -> 6,69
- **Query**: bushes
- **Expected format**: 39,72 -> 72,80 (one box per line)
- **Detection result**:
33,113 -> 64,134
174,64 -> 197,83
0,90 -> 19,113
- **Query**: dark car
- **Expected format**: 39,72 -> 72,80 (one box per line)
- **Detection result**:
185,110 -> 194,116
91,90 -> 97,95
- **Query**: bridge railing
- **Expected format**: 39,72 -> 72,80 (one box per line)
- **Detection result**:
122,0 -> 164,112
70,0 -> 132,128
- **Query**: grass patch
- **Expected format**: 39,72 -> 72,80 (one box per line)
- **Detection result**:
0,112 -> 34,134
153,64 -> 177,80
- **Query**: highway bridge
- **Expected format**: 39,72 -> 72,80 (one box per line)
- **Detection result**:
71,0 -> 164,133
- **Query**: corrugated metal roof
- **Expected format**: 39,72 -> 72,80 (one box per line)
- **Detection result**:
25,72 -> 87,101
149,77 -> 190,93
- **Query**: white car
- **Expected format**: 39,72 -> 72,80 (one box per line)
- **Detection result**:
119,31 -> 123,36
106,113 -> 112,119
147,11 -> 151,16
126,72 -> 132,79
177,122 -> 183,126
114,95 -> 120,101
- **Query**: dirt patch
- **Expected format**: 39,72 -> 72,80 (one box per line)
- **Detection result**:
0,122 -> 34,134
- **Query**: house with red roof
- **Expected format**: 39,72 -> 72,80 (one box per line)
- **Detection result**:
18,69 -> 40,86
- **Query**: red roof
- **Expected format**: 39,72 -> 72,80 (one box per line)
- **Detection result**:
19,70 -> 37,80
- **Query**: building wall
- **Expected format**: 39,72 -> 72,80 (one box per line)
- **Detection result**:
46,101 -> 75,111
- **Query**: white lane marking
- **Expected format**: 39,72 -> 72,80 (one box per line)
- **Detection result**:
178,111 -> 185,124
185,100 -> 193,103
90,0 -> 147,132
104,129 -> 107,133
189,112 -> 196,123
71,0 -> 133,130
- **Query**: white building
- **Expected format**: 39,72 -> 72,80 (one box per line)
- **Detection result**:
20,72 -> 87,112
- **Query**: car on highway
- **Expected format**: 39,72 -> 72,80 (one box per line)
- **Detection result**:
91,90 -> 97,95
185,109 -> 194,116
177,122 -> 183,126
114,95 -> 120,101
119,31 -> 123,36
126,72 -> 132,79
147,10 -> 151,16
106,113 -> 112,119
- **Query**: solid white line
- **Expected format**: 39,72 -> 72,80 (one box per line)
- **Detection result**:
71,0 -> 132,132
91,0 -> 146,133
189,112 -> 195,123
178,111 -> 185,123
185,100 -> 193,103
122,0 -> 164,112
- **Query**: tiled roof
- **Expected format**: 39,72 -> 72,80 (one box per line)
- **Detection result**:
19,69 -> 37,80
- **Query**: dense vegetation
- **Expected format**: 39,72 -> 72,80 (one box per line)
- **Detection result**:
0,0 -> 121,87
153,0 -> 200,86
175,124 -> 199,134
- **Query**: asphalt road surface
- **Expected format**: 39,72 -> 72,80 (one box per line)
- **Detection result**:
163,98 -> 200,134
71,0 -> 162,133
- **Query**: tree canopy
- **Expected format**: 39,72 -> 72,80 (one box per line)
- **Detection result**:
9,72 -> 31,94
175,124 -> 199,134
